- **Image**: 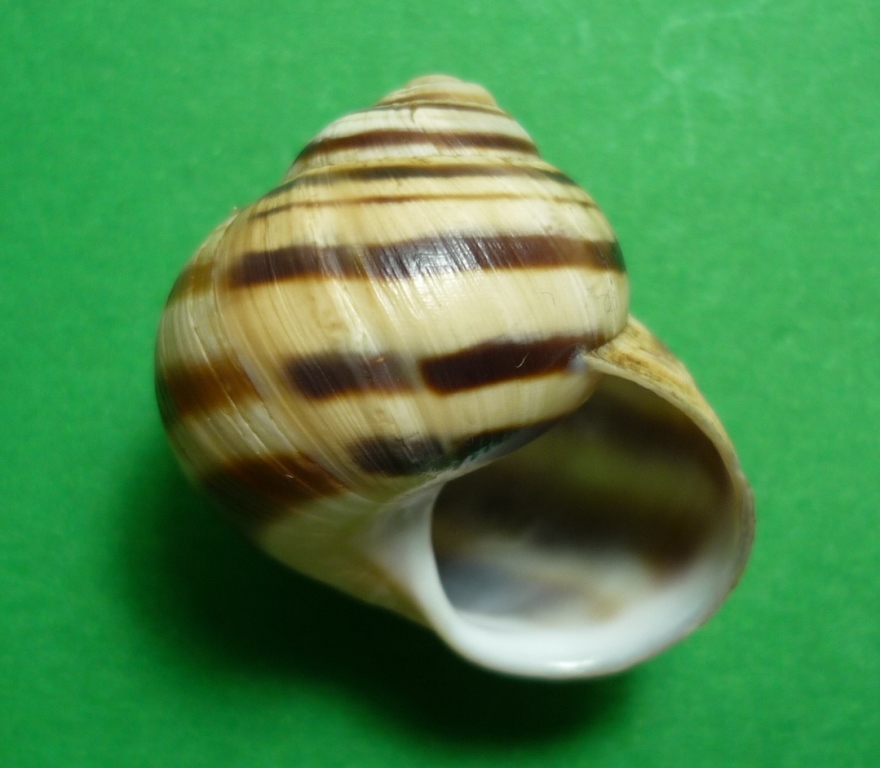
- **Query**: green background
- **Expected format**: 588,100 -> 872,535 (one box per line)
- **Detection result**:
2,1 -> 878,765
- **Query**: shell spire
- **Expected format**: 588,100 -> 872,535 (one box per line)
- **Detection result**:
287,75 -> 540,178
155,75 -> 753,679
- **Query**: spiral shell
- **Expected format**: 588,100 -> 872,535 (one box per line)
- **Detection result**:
155,76 -> 753,678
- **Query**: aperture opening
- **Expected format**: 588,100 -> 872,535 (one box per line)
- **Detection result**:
430,375 -> 741,673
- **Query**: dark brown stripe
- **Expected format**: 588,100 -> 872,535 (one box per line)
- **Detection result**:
285,353 -> 414,399
294,129 -> 537,167
420,336 -> 605,394
267,162 -> 578,200
228,235 -> 624,285
282,333 -> 608,403
200,453 -> 345,526
362,102 -> 505,116
251,192 -> 595,219
349,420 -> 558,477
166,259 -> 214,304
381,91 -> 497,108
451,420 -> 558,466
155,368 -> 180,427
350,435 -> 446,476
156,360 -> 260,422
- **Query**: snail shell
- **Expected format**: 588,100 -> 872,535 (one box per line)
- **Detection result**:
155,75 -> 754,679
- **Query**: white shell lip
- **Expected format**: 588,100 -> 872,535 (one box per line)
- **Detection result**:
387,517 -> 745,681
371,465 -> 748,681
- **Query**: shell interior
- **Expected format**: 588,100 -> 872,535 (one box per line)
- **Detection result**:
425,374 -> 743,676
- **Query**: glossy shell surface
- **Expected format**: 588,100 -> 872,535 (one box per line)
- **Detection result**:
155,75 -> 753,679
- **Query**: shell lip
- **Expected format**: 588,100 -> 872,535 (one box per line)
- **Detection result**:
427,529 -> 748,680
374,513 -> 748,680
352,316 -> 755,679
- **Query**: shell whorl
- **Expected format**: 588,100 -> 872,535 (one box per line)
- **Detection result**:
156,76 -> 629,522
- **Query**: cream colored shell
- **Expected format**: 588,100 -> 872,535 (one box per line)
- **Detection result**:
155,75 -> 754,679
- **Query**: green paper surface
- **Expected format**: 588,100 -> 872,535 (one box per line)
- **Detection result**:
1,1 -> 878,766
